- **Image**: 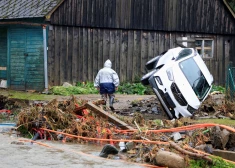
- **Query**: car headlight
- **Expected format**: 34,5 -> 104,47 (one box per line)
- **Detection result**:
166,68 -> 174,81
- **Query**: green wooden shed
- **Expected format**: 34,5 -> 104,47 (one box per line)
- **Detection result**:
0,0 -> 63,91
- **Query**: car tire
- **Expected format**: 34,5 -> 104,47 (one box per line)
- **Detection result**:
145,56 -> 160,70
141,69 -> 158,85
145,51 -> 167,70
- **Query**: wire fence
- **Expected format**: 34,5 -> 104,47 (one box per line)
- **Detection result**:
226,64 -> 235,101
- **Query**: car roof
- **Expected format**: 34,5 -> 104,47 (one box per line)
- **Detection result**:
164,47 -> 184,58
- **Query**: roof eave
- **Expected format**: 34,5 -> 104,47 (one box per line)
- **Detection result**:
223,0 -> 235,19
45,0 -> 65,21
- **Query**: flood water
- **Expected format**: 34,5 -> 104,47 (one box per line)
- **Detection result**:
0,94 -> 155,167
0,133 -> 144,168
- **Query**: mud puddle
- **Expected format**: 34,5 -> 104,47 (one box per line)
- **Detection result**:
0,133 -> 143,168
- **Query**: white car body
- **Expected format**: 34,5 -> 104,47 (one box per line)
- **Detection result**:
142,47 -> 213,119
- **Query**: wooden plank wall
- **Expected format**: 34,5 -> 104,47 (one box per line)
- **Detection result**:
0,28 -> 7,79
25,28 -> 44,91
9,28 -> 26,90
48,26 -> 233,87
50,0 -> 235,35
230,36 -> 235,67
8,28 -> 45,91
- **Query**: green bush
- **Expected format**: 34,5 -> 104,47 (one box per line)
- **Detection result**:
50,81 -> 153,96
189,156 -> 235,168
210,85 -> 225,93
51,83 -> 227,96
116,82 -> 146,95
50,82 -> 98,96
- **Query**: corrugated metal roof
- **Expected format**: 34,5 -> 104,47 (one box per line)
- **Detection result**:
0,0 -> 62,20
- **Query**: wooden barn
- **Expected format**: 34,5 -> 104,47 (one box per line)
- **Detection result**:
0,0 -> 235,91
0,0 -> 63,91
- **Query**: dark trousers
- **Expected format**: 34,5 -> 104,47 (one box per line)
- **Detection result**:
99,83 -> 115,108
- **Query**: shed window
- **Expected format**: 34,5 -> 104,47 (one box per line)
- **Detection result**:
195,39 -> 214,58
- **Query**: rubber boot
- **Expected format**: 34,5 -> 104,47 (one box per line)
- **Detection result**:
101,94 -> 107,105
109,94 -> 115,111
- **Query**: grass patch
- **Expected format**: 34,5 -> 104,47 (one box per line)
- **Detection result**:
195,118 -> 235,127
190,156 -> 235,168
1,90 -> 52,100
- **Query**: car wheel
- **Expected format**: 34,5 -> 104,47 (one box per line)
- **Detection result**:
145,56 -> 160,70
145,51 -> 167,70
141,69 -> 158,85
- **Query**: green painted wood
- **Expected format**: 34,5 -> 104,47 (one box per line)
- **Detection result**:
9,28 -> 26,90
25,28 -> 44,91
0,29 -> 7,80
9,28 -> 44,91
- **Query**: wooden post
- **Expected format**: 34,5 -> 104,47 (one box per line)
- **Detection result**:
85,102 -> 134,130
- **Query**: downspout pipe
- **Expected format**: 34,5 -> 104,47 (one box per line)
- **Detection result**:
43,25 -> 48,93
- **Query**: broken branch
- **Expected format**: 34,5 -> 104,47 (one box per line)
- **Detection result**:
169,141 -> 213,163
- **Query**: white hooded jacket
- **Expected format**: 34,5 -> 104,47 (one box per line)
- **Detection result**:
94,59 -> 120,87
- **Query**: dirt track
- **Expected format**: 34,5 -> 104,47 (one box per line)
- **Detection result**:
74,94 -> 155,110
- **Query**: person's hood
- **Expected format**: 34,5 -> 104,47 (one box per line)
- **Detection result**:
104,59 -> 112,68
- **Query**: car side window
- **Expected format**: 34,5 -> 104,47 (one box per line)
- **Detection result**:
179,58 -> 210,100
175,49 -> 192,61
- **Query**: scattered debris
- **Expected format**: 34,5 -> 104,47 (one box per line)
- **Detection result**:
155,150 -> 186,168
11,141 -> 24,145
116,97 -> 168,120
211,126 -> 230,149
172,132 -> 182,142
99,144 -> 119,158
1,93 -> 235,167
197,93 -> 235,120
85,102 -> 134,130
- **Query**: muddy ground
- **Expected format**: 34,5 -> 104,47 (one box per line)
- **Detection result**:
0,93 -> 156,168
1,90 -> 235,167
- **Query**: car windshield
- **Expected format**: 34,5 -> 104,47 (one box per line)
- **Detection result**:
179,57 -> 210,101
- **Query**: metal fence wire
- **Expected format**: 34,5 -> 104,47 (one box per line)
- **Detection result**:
226,64 -> 235,101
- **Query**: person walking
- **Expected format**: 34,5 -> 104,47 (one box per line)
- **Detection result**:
94,59 -> 120,111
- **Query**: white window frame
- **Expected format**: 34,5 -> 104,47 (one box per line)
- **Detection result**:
195,39 -> 214,58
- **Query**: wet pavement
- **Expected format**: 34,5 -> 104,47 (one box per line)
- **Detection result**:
0,133 -> 144,168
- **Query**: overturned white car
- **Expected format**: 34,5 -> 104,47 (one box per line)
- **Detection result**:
141,47 -> 213,119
